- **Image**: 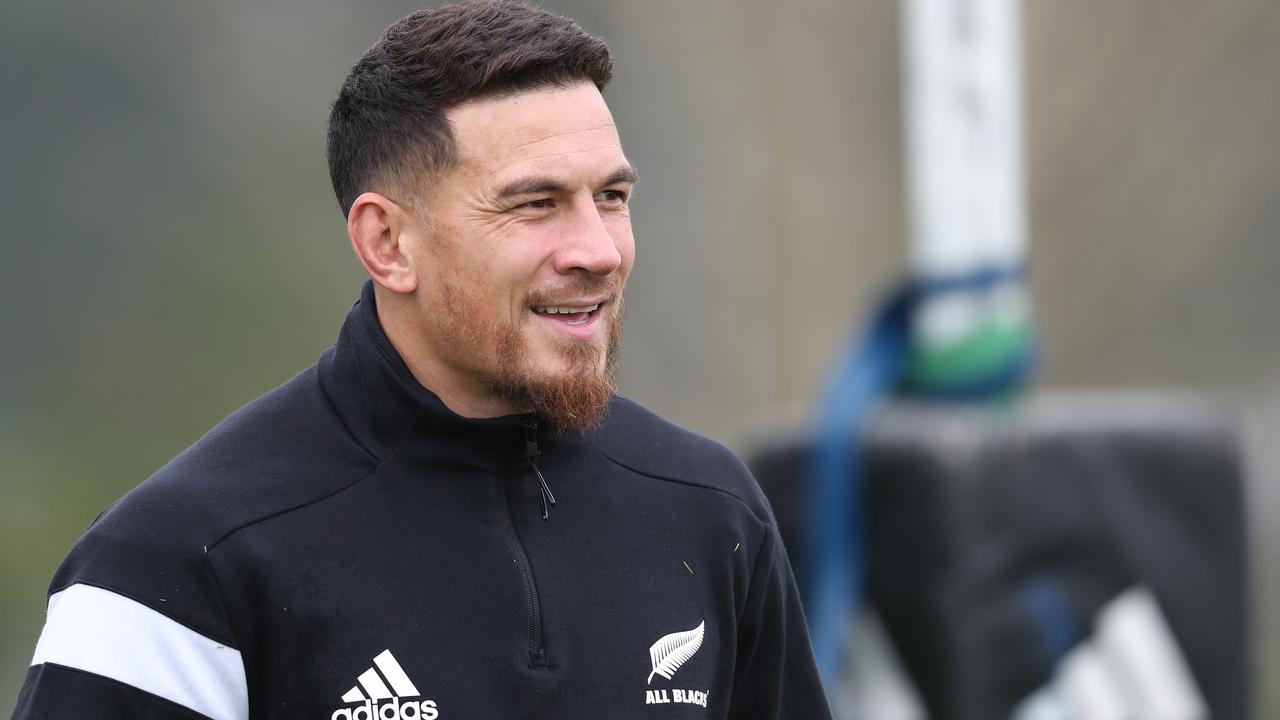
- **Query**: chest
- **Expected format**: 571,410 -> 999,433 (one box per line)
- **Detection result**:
213,455 -> 761,718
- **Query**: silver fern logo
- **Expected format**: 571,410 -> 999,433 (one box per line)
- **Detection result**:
647,620 -> 705,684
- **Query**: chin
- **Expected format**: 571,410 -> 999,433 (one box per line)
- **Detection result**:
550,348 -> 609,376
527,332 -> 607,370
491,335 -> 618,432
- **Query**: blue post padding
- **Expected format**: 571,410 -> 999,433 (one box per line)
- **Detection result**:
805,284 -> 913,685
804,265 -> 1035,687
1018,572 -> 1084,670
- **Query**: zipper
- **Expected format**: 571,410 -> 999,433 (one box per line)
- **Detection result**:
525,418 -> 556,520
495,419 -> 550,668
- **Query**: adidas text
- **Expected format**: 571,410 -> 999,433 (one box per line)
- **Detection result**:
330,698 -> 439,720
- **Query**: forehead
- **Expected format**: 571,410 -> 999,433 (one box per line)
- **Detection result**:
446,82 -> 627,183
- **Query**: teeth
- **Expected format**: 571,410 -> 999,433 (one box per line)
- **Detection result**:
535,304 -> 600,315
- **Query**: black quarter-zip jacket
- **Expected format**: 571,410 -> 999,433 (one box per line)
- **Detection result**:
13,282 -> 831,720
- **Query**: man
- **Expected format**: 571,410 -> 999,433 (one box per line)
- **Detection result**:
13,2 -> 831,718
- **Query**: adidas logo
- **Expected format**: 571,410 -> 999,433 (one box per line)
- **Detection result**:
330,649 -> 439,720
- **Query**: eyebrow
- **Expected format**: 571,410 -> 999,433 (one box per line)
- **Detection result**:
494,165 -> 638,202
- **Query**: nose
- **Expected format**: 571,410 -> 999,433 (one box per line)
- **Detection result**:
552,199 -> 623,276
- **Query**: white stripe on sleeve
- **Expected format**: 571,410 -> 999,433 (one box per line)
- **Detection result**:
31,583 -> 249,720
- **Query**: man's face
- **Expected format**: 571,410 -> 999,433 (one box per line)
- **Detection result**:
402,82 -> 636,429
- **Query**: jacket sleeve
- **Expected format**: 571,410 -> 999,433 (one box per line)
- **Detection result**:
728,524 -> 833,720
11,493 -> 249,720
12,582 -> 248,720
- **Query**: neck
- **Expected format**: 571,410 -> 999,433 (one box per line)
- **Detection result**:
374,286 -> 528,420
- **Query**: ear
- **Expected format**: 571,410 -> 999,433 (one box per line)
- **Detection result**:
347,191 -> 418,294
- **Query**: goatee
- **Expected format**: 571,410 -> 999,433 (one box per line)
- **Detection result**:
489,299 -> 623,432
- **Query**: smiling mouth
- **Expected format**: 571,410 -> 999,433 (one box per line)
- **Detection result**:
532,303 -> 602,326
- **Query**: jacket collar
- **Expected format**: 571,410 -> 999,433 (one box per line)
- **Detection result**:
318,280 -> 535,462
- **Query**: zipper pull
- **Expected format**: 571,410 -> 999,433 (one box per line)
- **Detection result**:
524,419 -> 556,520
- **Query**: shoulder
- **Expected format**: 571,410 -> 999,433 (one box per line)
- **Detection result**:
588,395 -> 774,525
98,362 -> 376,548
50,362 -> 377,642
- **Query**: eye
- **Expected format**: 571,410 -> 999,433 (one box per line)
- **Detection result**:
596,189 -> 629,206
521,198 -> 554,210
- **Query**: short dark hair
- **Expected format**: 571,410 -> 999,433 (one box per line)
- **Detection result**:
326,0 -> 613,217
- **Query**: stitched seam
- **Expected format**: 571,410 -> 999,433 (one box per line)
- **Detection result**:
725,526 -> 775,708
202,552 -> 245,657
204,397 -> 428,553
588,441 -> 771,530
316,361 -> 379,464
745,525 -> 775,619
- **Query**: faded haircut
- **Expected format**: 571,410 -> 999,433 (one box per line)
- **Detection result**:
326,0 -> 613,217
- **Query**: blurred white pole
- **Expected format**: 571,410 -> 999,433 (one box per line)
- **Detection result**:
1012,587 -> 1209,720
1093,587 -> 1208,719
901,0 -> 1030,389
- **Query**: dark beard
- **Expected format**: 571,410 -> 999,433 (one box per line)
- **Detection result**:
489,301 -> 622,432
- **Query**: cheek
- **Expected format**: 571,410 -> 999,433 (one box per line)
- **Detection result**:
481,265 -> 538,325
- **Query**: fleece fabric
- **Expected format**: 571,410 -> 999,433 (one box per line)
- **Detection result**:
13,281 -> 831,720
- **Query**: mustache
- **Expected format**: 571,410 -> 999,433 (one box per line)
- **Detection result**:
526,276 -> 623,307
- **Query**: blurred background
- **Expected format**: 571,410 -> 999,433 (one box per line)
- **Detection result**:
2,0 -> 1278,715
